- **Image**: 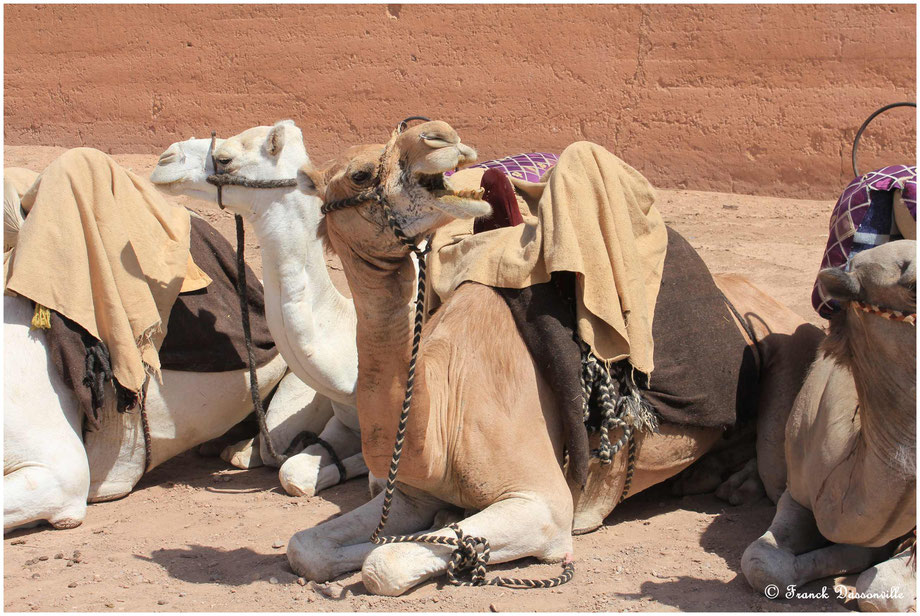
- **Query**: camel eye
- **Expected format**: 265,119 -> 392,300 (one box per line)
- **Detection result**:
216,157 -> 232,166
351,170 -> 372,184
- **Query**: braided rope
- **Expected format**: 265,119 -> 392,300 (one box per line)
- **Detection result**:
206,174 -> 298,189
852,301 -> 917,325
580,347 -> 649,502
374,523 -> 575,588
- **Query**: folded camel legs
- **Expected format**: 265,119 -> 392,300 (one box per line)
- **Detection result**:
362,489 -> 574,596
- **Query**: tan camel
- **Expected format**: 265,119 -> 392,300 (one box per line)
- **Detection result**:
283,121 -> 819,595
742,240 -> 916,612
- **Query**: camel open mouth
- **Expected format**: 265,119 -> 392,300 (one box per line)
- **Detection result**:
414,171 -> 490,219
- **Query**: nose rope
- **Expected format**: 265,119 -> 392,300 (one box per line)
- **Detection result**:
321,116 -> 574,589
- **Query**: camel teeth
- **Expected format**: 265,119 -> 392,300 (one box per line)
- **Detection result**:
457,188 -> 485,200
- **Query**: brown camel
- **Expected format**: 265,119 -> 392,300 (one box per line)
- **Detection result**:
742,239 -> 916,611
285,121 -> 819,596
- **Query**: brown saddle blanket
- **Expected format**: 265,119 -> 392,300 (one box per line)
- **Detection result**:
480,156 -> 758,485
45,215 -> 277,428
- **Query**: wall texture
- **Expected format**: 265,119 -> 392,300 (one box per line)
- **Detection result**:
4,4 -> 916,198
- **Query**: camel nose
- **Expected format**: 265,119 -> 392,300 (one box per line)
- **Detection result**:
157,147 -> 183,166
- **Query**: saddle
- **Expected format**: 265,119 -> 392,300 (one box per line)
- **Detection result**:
472,159 -> 758,486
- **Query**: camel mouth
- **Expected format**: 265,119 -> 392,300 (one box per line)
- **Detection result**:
413,171 -> 490,219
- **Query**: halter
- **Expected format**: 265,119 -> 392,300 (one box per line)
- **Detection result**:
321,116 -> 574,589
205,130 -> 299,210
852,301 -> 917,325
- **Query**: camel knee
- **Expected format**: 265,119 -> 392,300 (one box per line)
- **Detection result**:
4,463 -> 88,531
362,542 -> 451,596
286,527 -> 341,583
278,452 -> 322,497
741,533 -> 797,593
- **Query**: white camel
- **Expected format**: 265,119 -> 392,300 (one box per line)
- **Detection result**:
3,149 -> 325,532
151,122 -> 369,497
742,240 -> 916,612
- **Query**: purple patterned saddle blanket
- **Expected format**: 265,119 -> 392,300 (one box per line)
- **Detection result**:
447,152 -> 559,183
813,164 -> 917,318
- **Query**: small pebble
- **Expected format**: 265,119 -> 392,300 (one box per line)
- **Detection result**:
271,540 -> 284,549
67,582 -> 77,588
178,593 -> 186,598
93,574 -> 102,582
31,573 -> 40,579
11,539 -> 26,545
66,561 -> 74,567
105,603 -> 114,609
157,599 -> 167,605
269,576 -> 279,585
490,603 -> 499,612
38,556 -> 49,561
296,577 -> 306,586
54,553 -> 64,560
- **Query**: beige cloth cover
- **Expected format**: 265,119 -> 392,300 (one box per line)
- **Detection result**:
430,141 -> 668,375
5,148 -> 196,393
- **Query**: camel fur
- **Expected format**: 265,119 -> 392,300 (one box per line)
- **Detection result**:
742,240 -> 916,612
3,149 -> 313,531
285,121 -> 821,595
151,123 -> 368,497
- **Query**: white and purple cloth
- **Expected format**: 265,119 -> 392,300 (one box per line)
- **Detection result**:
813,164 -> 917,318
448,152 -> 559,183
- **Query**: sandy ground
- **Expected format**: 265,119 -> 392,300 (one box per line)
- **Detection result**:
4,146 -> 855,612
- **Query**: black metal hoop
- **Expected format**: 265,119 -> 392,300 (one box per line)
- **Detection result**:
851,102 -> 916,178
397,116 -> 431,133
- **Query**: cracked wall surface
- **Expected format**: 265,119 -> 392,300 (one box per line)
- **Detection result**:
4,4 -> 916,198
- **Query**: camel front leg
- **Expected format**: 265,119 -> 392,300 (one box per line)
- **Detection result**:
287,484 -> 444,583
362,493 -> 574,596
742,490 -> 892,595
278,415 -> 363,497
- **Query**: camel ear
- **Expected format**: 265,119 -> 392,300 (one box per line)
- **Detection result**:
265,124 -> 286,158
898,259 -> 916,292
297,164 -> 323,196
818,267 -> 861,301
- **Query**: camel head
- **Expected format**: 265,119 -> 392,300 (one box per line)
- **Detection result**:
309,120 -> 490,261
150,136 -> 224,201
153,120 -> 313,218
818,239 -> 916,359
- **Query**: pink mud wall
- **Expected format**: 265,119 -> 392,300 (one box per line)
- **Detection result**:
4,4 -> 916,198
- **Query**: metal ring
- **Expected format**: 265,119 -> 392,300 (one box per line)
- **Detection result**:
851,102 -> 916,178
397,116 -> 431,133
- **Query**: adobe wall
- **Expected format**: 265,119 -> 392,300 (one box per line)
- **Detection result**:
4,4 -> 916,198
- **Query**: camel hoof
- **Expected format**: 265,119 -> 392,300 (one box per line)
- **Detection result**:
221,437 -> 263,470
715,459 -> 766,505
278,453 -> 321,497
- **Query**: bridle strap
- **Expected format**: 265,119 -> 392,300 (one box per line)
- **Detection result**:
852,301 -> 917,325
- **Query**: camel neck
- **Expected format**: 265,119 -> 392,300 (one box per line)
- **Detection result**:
335,241 -> 423,476
846,314 -> 916,474
244,189 -> 358,405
